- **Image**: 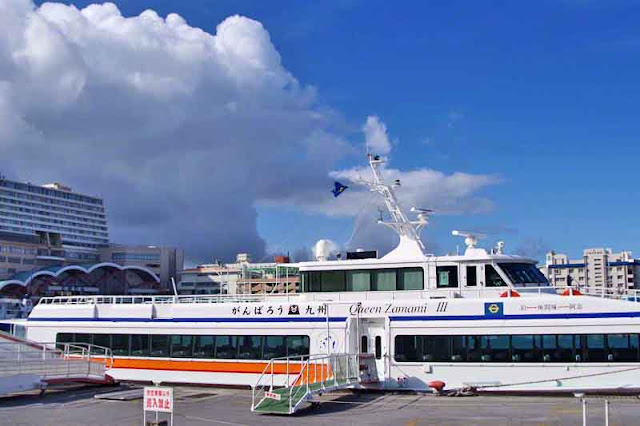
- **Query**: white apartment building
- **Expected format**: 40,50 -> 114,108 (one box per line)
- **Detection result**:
542,248 -> 639,293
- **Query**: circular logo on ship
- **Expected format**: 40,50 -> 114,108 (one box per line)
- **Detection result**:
488,303 -> 500,314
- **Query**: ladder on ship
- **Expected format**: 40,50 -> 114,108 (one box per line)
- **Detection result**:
0,331 -> 113,396
251,353 -> 377,415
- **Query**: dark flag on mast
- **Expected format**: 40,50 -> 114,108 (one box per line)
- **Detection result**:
332,181 -> 348,197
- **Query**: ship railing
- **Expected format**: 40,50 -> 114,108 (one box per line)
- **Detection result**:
0,340 -> 112,380
252,352 -> 359,414
37,293 -> 302,306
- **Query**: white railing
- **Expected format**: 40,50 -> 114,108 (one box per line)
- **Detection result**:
37,293 -> 302,306
0,340 -> 112,381
252,353 -> 359,414
35,286 -> 640,308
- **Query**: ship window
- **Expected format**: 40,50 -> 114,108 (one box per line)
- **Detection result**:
321,271 -> 346,292
72,333 -> 92,345
347,270 -> 371,291
286,335 -> 310,357
466,266 -> 477,287
361,335 -> 368,353
263,336 -> 285,359
56,333 -> 73,344
374,269 -> 397,291
485,265 -> 506,287
111,334 -> 129,356
130,335 -> 150,357
170,335 -> 193,358
511,335 -> 542,362
215,336 -> 238,359
238,335 -> 263,360
607,334 -> 639,361
92,334 -> 111,353
542,335 -> 574,362
375,336 -> 382,360
395,334 -> 640,364
398,268 -> 423,290
583,335 -> 606,362
498,263 -> 549,286
193,336 -> 215,358
150,335 -> 170,357
436,266 -> 458,288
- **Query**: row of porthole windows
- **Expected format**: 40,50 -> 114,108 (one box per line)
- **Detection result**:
56,333 -> 310,360
395,334 -> 640,363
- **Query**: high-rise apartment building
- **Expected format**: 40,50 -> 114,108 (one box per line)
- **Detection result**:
542,248 -> 639,293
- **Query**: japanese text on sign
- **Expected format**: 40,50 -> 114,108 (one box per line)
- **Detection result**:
144,387 -> 173,413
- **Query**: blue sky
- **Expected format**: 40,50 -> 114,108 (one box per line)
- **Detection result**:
21,1 -> 640,261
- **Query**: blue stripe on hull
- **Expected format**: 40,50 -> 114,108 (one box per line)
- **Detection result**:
390,311 -> 640,322
27,316 -> 348,323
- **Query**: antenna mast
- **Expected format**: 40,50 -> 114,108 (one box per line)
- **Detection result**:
363,154 -> 428,252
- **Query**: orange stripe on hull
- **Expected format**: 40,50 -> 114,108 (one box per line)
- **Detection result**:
112,358 -> 305,374
111,358 -> 335,383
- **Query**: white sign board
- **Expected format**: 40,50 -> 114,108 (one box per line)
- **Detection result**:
144,386 -> 173,413
265,391 -> 281,401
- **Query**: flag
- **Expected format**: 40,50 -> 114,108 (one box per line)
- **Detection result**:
332,181 -> 348,197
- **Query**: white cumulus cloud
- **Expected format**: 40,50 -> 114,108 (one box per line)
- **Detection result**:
0,1 -> 501,261
362,115 -> 392,155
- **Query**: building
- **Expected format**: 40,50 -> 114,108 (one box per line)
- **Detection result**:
0,177 -> 183,297
99,244 -> 184,289
0,178 -> 108,279
542,248 -> 640,293
179,253 -> 299,295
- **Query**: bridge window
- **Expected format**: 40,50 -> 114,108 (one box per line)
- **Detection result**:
436,266 -> 458,288
395,334 -> 640,363
485,265 -> 506,287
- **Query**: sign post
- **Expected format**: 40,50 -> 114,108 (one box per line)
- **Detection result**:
143,385 -> 173,426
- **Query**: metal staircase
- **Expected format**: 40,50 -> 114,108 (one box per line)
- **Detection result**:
251,353 -> 369,415
0,332 -> 113,396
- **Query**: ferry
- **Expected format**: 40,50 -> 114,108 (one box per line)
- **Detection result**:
6,155 -> 640,393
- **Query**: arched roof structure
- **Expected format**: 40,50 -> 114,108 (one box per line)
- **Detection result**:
0,262 -> 160,292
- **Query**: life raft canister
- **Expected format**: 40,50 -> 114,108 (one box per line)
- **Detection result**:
561,288 -> 583,296
428,380 -> 446,393
500,290 -> 520,297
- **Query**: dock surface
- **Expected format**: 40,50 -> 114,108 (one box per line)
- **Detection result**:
1,385 -> 639,425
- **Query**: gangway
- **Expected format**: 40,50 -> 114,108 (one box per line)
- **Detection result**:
251,353 -> 377,415
0,332 -> 113,396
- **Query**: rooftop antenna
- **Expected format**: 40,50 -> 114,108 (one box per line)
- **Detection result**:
356,154 -> 429,252
451,230 -> 486,250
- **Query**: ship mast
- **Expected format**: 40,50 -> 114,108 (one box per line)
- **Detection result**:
363,154 -> 429,255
